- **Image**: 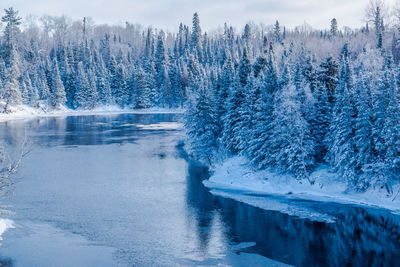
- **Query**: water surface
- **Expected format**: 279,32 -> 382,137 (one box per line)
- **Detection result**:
0,113 -> 398,266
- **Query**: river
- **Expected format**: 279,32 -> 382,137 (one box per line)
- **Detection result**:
0,113 -> 398,266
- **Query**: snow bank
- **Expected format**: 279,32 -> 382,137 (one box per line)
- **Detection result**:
0,218 -> 14,242
0,103 -> 183,123
204,156 -> 400,213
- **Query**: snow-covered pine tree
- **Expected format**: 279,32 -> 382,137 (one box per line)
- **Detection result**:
380,65 -> 400,193
247,44 -> 279,169
74,62 -> 97,109
95,56 -> 112,106
221,76 -> 245,154
113,63 -> 129,107
236,72 -> 262,154
271,77 -> 315,181
2,47 -> 22,112
19,77 -> 29,105
252,36 -> 268,77
371,56 -> 392,176
133,66 -> 151,109
353,75 -> 374,190
237,48 -> 251,87
215,50 -> 234,127
274,20 -> 281,44
190,13 -> 203,62
26,74 -> 39,107
319,56 -> 339,105
326,44 -> 357,185
330,18 -> 338,37
312,81 -> 331,163
142,59 -> 158,107
1,7 -> 21,66
49,58 -> 67,108
185,81 -> 218,165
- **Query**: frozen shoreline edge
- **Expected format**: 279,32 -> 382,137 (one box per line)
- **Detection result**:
0,105 -> 184,123
203,156 -> 400,214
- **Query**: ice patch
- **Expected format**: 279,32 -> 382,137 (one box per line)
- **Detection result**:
231,242 -> 256,251
135,122 -> 183,130
0,221 -> 115,266
210,190 -> 337,223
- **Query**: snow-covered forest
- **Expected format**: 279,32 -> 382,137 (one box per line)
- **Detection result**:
1,1 -> 400,193
184,1 -> 400,194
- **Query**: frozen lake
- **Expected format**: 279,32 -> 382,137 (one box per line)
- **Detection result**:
0,113 -> 399,266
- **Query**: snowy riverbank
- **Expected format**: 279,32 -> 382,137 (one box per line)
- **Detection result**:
0,104 -> 183,123
0,219 -> 14,242
204,156 -> 400,213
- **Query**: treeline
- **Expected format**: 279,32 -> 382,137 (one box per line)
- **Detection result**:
0,4 -> 395,113
0,8 -> 203,111
185,2 -> 400,193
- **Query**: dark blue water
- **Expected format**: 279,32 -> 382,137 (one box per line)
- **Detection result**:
0,113 -> 398,267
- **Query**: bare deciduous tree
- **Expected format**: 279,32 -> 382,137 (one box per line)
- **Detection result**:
365,0 -> 388,31
0,135 -> 30,201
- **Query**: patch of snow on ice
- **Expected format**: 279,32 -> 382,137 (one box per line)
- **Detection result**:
135,122 -> 183,130
210,190 -> 337,223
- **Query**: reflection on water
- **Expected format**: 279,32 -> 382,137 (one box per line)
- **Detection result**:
1,113 -> 182,147
185,161 -> 400,267
0,114 -> 398,267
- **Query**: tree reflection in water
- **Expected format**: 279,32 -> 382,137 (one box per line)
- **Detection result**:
185,160 -> 400,267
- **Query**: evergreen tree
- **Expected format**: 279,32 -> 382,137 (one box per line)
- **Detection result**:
330,18 -> 338,37
326,44 -> 357,185
247,45 -> 279,169
185,82 -> 218,165
381,71 -> 400,192
353,76 -> 374,190
319,56 -> 339,105
2,47 -> 22,111
1,7 -> 22,65
221,77 -> 246,153
113,63 -> 129,107
190,12 -> 202,60
312,82 -> 331,162
134,66 -> 151,108
95,57 -> 112,105
274,20 -> 281,43
49,58 -> 67,108
237,48 -> 251,87
236,73 -> 262,153
271,79 -> 315,180
74,62 -> 97,109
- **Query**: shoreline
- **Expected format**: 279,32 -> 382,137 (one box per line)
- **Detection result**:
203,156 -> 400,214
0,105 -> 184,123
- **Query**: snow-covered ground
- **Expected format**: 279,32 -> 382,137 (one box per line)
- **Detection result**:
0,103 -> 183,123
204,156 -> 400,213
0,219 -> 14,242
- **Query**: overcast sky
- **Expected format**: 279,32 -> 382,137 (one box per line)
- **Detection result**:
1,0 -> 397,31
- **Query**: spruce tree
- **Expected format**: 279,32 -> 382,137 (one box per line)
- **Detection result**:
2,47 -> 22,111
353,76 -> 374,190
74,62 -> 97,109
185,81 -> 218,165
48,59 -> 66,108
326,44 -> 357,184
190,13 -> 202,61
1,7 -> 22,65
